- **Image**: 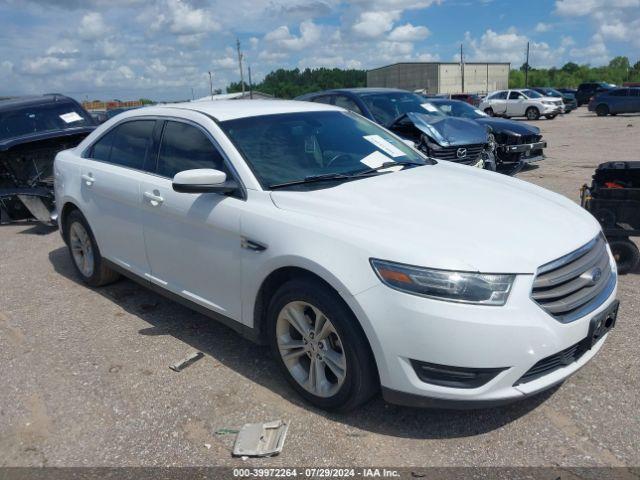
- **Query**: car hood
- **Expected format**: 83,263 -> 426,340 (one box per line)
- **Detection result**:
270,162 -> 600,273
396,112 -> 488,146
474,117 -> 540,136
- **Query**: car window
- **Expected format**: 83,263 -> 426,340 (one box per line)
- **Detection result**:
333,95 -> 363,115
107,120 -> 156,170
89,128 -> 117,162
0,101 -> 94,141
220,111 -> 428,189
610,89 -> 629,97
359,91 -> 444,125
157,121 -> 228,179
508,91 -> 524,100
490,91 -> 508,100
310,95 -> 333,105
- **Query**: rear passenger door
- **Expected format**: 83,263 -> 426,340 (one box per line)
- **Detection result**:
81,119 -> 159,277
140,119 -> 245,321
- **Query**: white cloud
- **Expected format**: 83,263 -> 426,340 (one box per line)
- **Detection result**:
78,12 -> 109,39
352,11 -> 400,38
534,22 -> 552,33
264,21 -> 322,51
20,56 -> 75,75
388,23 -> 430,41
555,0 -> 639,16
569,33 -> 609,64
147,0 -> 219,36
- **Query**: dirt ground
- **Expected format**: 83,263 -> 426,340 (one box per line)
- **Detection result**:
1,108 -> 639,468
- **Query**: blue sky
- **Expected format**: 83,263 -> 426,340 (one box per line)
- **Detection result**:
0,0 -> 638,101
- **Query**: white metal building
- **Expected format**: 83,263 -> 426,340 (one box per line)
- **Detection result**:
367,62 -> 510,94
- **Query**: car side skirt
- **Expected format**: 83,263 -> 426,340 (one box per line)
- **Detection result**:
103,259 -> 262,344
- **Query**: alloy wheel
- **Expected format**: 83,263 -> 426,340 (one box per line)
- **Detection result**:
69,221 -> 94,277
276,301 -> 347,398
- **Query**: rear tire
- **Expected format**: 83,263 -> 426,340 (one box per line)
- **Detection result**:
596,104 -> 609,117
609,238 -> 640,275
64,210 -> 120,287
526,107 -> 540,120
267,278 -> 378,412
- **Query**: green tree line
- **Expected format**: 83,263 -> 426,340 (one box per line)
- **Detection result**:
509,56 -> 640,88
227,67 -> 366,98
225,56 -> 639,98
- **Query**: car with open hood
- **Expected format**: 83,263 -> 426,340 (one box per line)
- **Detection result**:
54,99 -> 619,411
422,98 -> 546,174
296,88 -> 491,169
0,94 -> 96,224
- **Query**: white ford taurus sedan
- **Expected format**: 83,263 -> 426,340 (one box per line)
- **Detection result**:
54,100 -> 619,411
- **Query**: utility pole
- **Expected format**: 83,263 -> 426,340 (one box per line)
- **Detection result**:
460,43 -> 465,93
248,65 -> 253,99
208,71 -> 213,100
237,38 -> 245,95
524,41 -> 530,87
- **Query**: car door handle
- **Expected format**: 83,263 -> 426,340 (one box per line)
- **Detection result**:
81,173 -> 95,186
143,191 -> 164,205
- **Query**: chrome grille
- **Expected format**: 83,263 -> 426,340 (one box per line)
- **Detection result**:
531,235 -> 615,323
429,144 -> 485,164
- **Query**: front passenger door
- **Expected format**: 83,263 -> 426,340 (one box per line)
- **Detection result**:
507,91 -> 526,116
140,120 -> 244,321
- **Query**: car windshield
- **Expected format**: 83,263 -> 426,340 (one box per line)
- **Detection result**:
430,100 -> 487,119
542,88 -> 562,97
522,89 -> 543,98
219,111 -> 428,189
0,101 -> 94,141
357,92 -> 445,126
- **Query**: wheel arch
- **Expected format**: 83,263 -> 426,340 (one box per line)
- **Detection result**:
252,264 -> 380,383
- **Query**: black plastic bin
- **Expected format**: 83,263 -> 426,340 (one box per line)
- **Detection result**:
581,161 -> 640,274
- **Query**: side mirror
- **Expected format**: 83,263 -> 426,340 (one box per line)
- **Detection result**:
172,168 -> 238,194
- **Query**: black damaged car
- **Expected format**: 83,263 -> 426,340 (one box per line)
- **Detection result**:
296,88 -> 491,170
422,98 -> 547,175
0,94 -> 96,224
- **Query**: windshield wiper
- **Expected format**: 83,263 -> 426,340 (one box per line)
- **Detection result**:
269,172 -> 358,190
268,161 -> 425,190
352,160 -> 425,177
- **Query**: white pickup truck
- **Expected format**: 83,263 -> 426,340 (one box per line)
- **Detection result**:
480,89 -> 564,120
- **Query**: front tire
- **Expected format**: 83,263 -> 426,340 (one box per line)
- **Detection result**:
484,107 -> 494,117
526,107 -> 540,120
64,210 -> 120,287
267,278 -> 378,411
545,114 -> 557,119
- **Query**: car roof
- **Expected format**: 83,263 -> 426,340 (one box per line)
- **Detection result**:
134,99 -> 343,122
0,94 -> 78,113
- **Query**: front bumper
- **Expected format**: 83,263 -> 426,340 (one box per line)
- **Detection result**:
351,268 -> 618,408
541,105 -> 562,115
499,141 -> 546,164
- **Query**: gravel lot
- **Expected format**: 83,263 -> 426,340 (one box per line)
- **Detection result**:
1,108 -> 639,468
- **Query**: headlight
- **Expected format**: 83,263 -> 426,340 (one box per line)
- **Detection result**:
542,101 -> 555,105
370,259 -> 515,305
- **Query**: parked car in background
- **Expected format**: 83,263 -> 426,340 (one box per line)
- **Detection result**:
480,89 -> 563,120
296,88 -> 490,169
55,100 -> 619,411
576,82 -> 616,106
0,94 -> 96,224
532,87 -> 578,113
450,93 -> 482,107
90,111 -> 108,124
424,98 -> 546,174
557,88 -> 577,96
588,88 -> 640,116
